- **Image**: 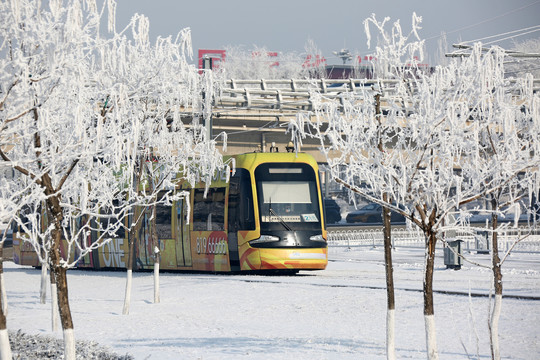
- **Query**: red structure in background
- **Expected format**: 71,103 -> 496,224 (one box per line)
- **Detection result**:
252,51 -> 280,67
358,55 -> 376,63
302,54 -> 327,68
198,49 -> 226,71
198,49 -> 282,71
197,49 -> 430,79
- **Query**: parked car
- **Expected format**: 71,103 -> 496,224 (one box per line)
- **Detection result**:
461,206 -> 529,224
346,202 -> 406,224
0,225 -> 13,246
324,198 -> 342,224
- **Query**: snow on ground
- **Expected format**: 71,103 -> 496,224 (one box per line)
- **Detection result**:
4,247 -> 540,359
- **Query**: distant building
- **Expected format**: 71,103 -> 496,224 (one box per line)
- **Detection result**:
197,48 -> 431,79
324,55 -> 431,79
324,64 -> 374,79
198,49 -> 226,71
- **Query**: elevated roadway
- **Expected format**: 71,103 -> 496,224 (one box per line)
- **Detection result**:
206,78 -> 402,161
186,77 -> 539,162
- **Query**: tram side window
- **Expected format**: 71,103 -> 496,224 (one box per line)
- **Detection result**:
155,192 -> 172,239
228,169 -> 255,231
193,188 -> 226,231
98,200 -> 125,239
18,205 -> 36,233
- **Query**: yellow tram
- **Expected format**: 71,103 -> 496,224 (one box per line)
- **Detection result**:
13,152 -> 328,273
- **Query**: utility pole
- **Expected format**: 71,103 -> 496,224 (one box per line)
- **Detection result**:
202,56 -> 213,140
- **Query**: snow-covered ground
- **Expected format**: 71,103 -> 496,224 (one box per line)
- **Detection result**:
4,246 -> 540,359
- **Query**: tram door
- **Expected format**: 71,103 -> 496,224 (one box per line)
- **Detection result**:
227,177 -> 241,271
175,198 -> 192,267
227,169 -> 255,271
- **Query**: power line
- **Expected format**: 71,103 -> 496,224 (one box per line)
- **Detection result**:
424,0 -> 540,42
483,27 -> 540,46
462,24 -> 540,45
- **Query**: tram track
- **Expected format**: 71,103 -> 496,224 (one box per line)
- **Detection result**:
232,276 -> 540,301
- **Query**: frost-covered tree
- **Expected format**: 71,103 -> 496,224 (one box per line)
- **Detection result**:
92,13 -> 227,314
0,1 -> 226,359
453,53 -> 540,359
289,14 -> 424,359
429,41 -> 539,359
218,41 -> 326,80
0,2 -> 113,356
288,14 -> 539,360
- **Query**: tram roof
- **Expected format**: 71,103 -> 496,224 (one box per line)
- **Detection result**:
228,152 -> 319,171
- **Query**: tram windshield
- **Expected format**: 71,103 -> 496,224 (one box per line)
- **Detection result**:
255,163 -> 322,231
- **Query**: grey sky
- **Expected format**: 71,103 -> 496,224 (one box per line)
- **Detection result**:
115,0 -> 540,65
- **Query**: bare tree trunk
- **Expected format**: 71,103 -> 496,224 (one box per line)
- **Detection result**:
123,268 -> 133,315
53,264 -> 75,360
122,224 -> 135,315
123,216 -> 141,315
334,176 -> 398,359
490,198 -> 502,360
0,273 -> 6,318
0,245 -> 12,360
50,264 -> 59,332
376,92 -> 396,360
151,205 -> 160,304
123,160 -> 144,315
40,263 -> 47,304
46,189 -> 76,360
50,238 -> 75,359
39,224 -> 48,304
154,249 -> 160,303
382,194 -> 396,360
424,229 -> 439,360
0,246 -> 7,317
0,306 -> 12,360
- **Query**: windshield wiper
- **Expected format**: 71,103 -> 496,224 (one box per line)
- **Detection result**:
268,199 -> 292,231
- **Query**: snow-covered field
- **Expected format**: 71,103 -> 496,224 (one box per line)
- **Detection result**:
4,246 -> 540,359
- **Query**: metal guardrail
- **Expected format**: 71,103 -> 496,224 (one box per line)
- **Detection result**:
327,227 -> 540,253
215,77 -> 539,112
328,228 -> 424,249
216,78 -> 404,111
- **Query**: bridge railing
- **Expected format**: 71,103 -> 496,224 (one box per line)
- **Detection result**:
327,227 -> 540,253
216,78 -> 404,111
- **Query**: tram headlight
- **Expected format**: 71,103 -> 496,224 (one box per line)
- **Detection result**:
250,235 -> 280,245
310,234 -> 326,242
